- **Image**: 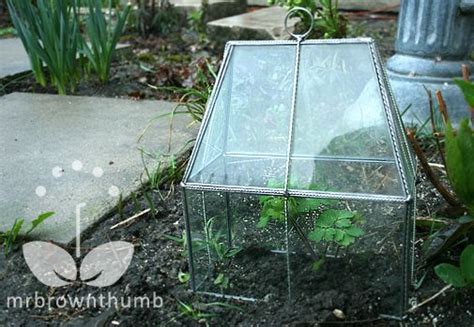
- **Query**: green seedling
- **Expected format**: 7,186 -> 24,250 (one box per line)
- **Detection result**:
178,271 -> 191,284
258,179 -> 333,228
435,244 -> 474,288
214,272 -> 230,290
1,212 -> 55,256
202,217 -> 242,262
308,209 -> 364,247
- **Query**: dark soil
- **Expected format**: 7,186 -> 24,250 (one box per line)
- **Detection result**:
0,31 -> 220,101
1,173 -> 473,326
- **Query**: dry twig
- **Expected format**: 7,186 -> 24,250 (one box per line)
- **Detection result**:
110,208 -> 151,230
408,284 -> 453,313
406,129 -> 460,207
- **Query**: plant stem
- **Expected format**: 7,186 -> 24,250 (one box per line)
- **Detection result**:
406,129 -> 461,207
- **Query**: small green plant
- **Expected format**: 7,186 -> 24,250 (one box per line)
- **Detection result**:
407,72 -> 474,265
176,299 -> 241,324
308,209 -> 364,247
178,271 -> 191,283
213,272 -> 230,289
8,0 -> 83,94
258,179 -> 364,258
269,0 -> 347,39
150,58 -> 216,125
0,212 -> 54,256
0,26 -> 16,37
187,1 -> 208,42
435,244 -> 474,288
203,217 -> 242,262
82,0 -> 131,84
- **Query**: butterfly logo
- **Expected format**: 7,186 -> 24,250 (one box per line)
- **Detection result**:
25,161 -> 133,288
23,241 -> 134,287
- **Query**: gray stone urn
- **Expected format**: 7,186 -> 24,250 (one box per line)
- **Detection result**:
387,0 -> 474,125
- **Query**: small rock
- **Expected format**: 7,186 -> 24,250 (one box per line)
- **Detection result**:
333,309 -> 346,320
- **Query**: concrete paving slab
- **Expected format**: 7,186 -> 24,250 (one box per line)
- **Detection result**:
247,0 -> 400,11
0,93 -> 197,244
207,6 -> 299,44
0,38 -> 130,80
170,0 -> 246,21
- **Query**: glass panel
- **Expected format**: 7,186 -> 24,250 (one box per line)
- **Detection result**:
186,190 -> 289,300
290,43 -> 403,196
288,199 -> 409,318
188,45 -> 296,189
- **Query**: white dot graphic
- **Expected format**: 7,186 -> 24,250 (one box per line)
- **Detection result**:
35,186 -> 47,197
52,166 -> 64,178
92,167 -> 104,178
72,160 -> 83,171
108,185 -> 120,197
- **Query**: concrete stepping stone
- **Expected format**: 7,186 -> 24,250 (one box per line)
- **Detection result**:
247,0 -> 400,11
169,0 -> 246,21
0,93 -> 197,244
207,6 -> 299,44
0,38 -> 130,80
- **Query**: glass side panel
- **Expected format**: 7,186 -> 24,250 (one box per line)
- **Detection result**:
288,199 -> 410,318
289,43 -> 404,196
185,190 -> 288,300
188,45 -> 296,188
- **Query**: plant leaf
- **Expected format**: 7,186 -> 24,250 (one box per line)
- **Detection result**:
80,241 -> 134,287
454,79 -> 474,107
434,263 -> 467,288
346,227 -> 364,237
335,219 -> 351,228
316,209 -> 337,227
445,119 -> 474,215
460,244 -> 474,284
23,241 -> 77,287
26,211 -> 54,235
335,229 -> 345,241
308,229 -> 325,242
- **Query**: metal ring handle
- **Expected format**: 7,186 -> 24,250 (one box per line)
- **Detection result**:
284,6 -> 314,40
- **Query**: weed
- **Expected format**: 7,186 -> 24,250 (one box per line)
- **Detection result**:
308,209 -> 364,247
0,212 -> 54,256
0,26 -> 16,37
176,299 -> 242,324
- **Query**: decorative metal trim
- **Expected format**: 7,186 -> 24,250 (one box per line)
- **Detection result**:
182,181 -> 411,203
368,41 -> 411,200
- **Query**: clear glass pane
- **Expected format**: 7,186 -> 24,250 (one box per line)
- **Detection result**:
186,190 -> 289,299
288,199 -> 409,317
289,43 -> 403,196
188,45 -> 296,188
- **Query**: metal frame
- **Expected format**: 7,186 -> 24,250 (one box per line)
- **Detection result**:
181,33 -> 417,319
